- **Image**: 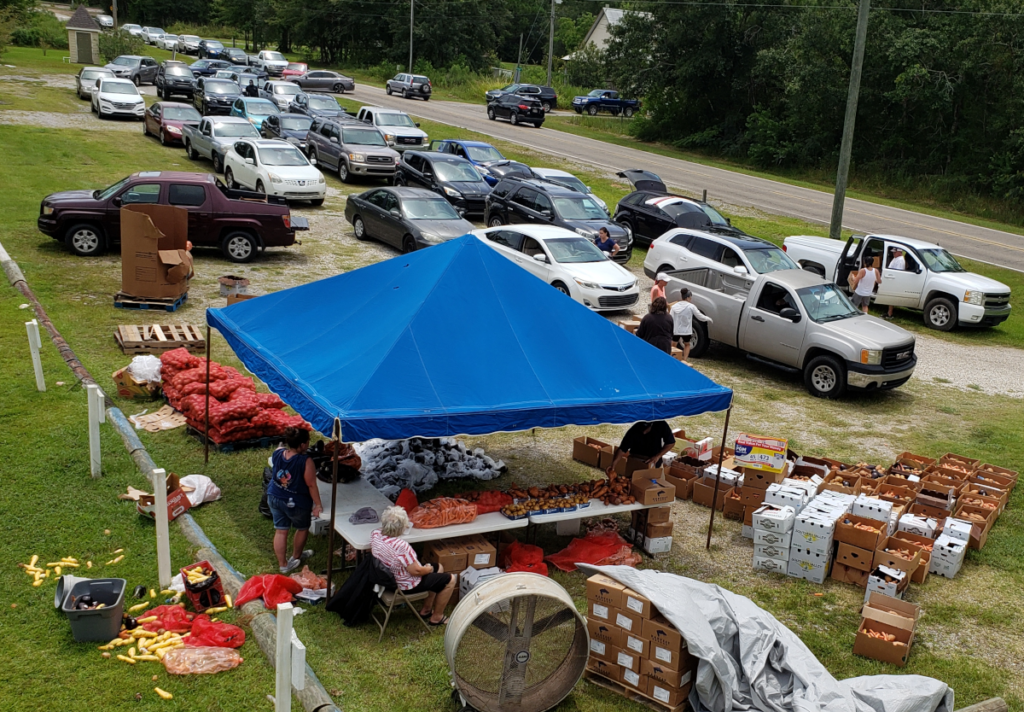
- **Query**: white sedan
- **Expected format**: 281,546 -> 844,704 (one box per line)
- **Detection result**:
91,78 -> 145,119
223,138 -> 326,205
472,224 -> 639,311
157,34 -> 179,51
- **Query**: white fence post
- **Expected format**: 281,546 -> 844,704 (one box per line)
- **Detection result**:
152,468 -> 172,588
275,602 -> 306,712
87,384 -> 104,478
26,319 -> 45,391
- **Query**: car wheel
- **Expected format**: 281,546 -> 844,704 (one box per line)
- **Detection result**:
924,296 -> 957,331
402,235 -> 417,254
132,75 -> 140,86
541,101 -> 551,112
221,231 -> 257,263
212,153 -> 224,173
487,215 -> 504,227
587,104 -> 598,116
255,180 -> 266,194
623,106 -> 635,118
142,120 -> 149,136
353,216 -> 369,241
804,354 -> 847,399
658,264 -> 674,276
487,108 -> 495,121
510,112 -> 519,126
394,173 -> 406,186
533,122 -> 543,128
224,168 -> 237,189
333,83 -> 343,93
65,224 -> 104,257
687,320 -> 710,359
401,88 -> 407,98
338,160 -> 350,183
574,107 -> 582,114
185,141 -> 197,160
386,84 -> 393,95
310,198 -> 324,207
552,281 -> 571,297
160,130 -> 168,146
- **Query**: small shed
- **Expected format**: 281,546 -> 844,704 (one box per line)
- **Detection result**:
66,5 -> 101,64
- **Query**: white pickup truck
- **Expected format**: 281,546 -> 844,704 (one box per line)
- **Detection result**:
355,107 -> 428,151
783,234 -> 1011,331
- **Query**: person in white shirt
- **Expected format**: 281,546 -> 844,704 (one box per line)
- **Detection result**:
851,256 -> 880,314
884,248 -> 906,319
670,288 -> 712,363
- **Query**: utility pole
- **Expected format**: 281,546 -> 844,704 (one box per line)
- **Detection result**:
408,0 -> 414,74
515,33 -> 523,83
546,0 -> 555,87
828,0 -> 871,241
112,0 -> 118,29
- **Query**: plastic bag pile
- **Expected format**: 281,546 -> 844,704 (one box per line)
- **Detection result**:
356,438 -> 508,498
127,354 -> 162,383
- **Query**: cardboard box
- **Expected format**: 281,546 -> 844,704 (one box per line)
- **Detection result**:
751,505 -> 795,532
622,588 -> 653,619
865,565 -> 908,600
424,541 -> 467,573
462,535 -> 497,569
743,506 -> 756,527
898,514 -> 938,539
226,292 -> 257,306
889,533 -> 931,584
631,471 -> 676,506
645,521 -> 674,538
753,555 -> 789,574
120,204 -> 192,300
723,492 -> 745,520
586,574 -> 625,610
753,528 -> 792,548
614,455 -> 651,478
742,524 -> 754,539
834,514 -> 886,550
952,505 -> 994,550
642,658 -> 692,690
929,557 -> 963,579
619,666 -> 647,693
754,543 -> 790,561
691,480 -> 731,510
739,462 -> 790,489
820,472 -> 862,495
573,436 -> 612,468
586,658 -> 620,680
647,676 -> 691,708
589,601 -> 614,623
831,562 -> 870,587
702,465 -> 741,488
836,543 -> 874,572
852,495 -> 893,523
873,536 -> 922,575
960,490 -> 1004,515
976,463 -> 1018,487
615,647 -> 642,673
641,535 -> 673,555
623,632 -> 649,658
931,533 -> 968,564
764,483 -> 807,512
646,506 -> 671,524
853,618 -> 913,667
910,501 -> 951,522
941,517 -> 973,544
112,366 -> 161,400
586,620 -> 622,662
793,515 -> 836,555
137,483 -> 191,522
643,615 -> 683,651
614,607 -> 644,635
663,467 -> 696,500
738,486 -> 767,507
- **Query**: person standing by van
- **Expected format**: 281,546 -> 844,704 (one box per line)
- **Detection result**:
670,288 -> 712,363
851,256 -> 880,314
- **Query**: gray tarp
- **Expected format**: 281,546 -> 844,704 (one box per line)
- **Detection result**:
580,565 -> 954,712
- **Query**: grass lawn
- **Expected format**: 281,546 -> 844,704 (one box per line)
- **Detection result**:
2,62 -> 1024,711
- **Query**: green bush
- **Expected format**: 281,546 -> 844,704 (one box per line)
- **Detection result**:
10,10 -> 68,50
98,29 -> 144,63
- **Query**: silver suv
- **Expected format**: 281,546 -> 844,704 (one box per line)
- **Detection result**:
385,73 -> 432,101
104,55 -> 158,85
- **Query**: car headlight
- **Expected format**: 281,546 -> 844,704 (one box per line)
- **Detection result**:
286,137 -> 299,145
443,187 -> 462,198
420,233 -> 443,244
384,134 -> 395,143
477,165 -> 491,175
860,349 -> 882,365
574,228 -> 595,238
166,125 -> 181,134
268,173 -> 283,184
422,135 -> 429,143
964,290 -> 984,306
248,117 -> 258,124
348,153 -> 365,163
574,278 -> 598,290
317,172 -> 325,184
42,205 -> 54,215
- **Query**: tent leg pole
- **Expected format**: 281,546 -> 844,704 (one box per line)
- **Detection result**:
706,406 -> 733,550
204,325 -> 211,465
325,418 -> 341,598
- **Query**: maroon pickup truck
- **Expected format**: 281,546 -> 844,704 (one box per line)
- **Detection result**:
37,171 -> 308,263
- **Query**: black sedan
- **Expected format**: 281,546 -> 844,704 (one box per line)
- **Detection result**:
193,78 -> 242,115
486,94 -> 544,127
395,151 -> 491,217
261,113 -> 314,153
613,169 -> 746,247
222,47 -> 249,65
289,92 -> 348,120
344,187 -> 475,254
189,59 -> 234,77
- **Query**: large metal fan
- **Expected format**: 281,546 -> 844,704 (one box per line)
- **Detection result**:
445,573 -> 589,712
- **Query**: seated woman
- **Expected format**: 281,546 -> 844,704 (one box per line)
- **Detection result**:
370,506 -> 456,626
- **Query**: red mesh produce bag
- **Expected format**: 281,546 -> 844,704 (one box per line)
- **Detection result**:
210,400 -> 260,427
161,347 -> 199,371
186,616 -> 246,648
141,605 -> 195,633
545,532 -> 631,572
179,394 -> 212,417
507,561 -> 549,576
473,491 -> 512,514
596,545 -> 642,568
181,381 -> 211,397
228,386 -> 258,402
408,498 -> 477,529
209,378 -> 253,399
218,418 -> 255,435
234,574 -> 303,609
500,540 -> 544,569
256,392 -> 286,409
163,647 -> 243,675
395,488 -> 418,514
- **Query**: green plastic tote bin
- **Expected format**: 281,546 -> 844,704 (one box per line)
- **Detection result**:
61,578 -> 126,642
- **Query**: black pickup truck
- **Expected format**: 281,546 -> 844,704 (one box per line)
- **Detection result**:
38,171 -> 308,263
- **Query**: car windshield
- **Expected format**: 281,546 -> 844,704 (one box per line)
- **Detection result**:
343,128 -> 386,146
552,196 -> 606,220
918,248 -> 965,273
264,52 -> 286,61
205,41 -> 223,48
214,121 -> 259,137
587,89 -> 605,97
279,116 -> 313,131
164,35 -> 178,41
545,237 -> 607,264
376,112 -> 416,127
287,63 -> 306,71
744,247 -> 798,274
257,145 -> 308,166
403,198 -> 460,220
82,69 -> 111,80
163,106 -> 201,121
465,145 -> 503,162
546,174 -> 588,193
166,66 -> 192,77
102,82 -> 139,95
96,176 -> 132,200
205,81 -> 237,94
182,35 -> 199,41
434,162 -> 482,182
273,84 -> 301,95
215,71 -> 233,78
797,284 -> 859,323
307,95 -> 338,110
150,28 -> 165,35
246,100 -> 279,115
111,57 -> 136,66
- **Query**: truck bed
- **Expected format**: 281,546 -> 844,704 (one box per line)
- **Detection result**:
664,267 -> 751,348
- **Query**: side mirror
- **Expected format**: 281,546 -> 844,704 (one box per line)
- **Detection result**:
533,253 -> 548,263
389,209 -> 402,219
733,265 -> 748,275
329,136 -> 338,144
726,218 -> 732,226
111,196 -> 122,207
244,157 -> 254,165
540,209 -> 552,218
415,122 -> 421,127
779,307 -> 801,323
309,156 -> 317,165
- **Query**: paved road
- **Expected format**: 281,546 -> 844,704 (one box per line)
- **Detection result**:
355,85 -> 1024,272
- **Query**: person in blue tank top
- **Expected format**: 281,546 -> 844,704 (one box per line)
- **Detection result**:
268,427 -> 324,574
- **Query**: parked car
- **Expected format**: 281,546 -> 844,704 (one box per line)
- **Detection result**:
571,89 -> 639,117
104,55 -> 158,85
473,225 -> 638,310
282,62 -> 308,79
396,152 -> 490,217
645,229 -> 798,281
783,234 -> 1012,330
259,80 -> 302,110
198,39 -> 226,59
307,119 -> 397,183
486,94 -> 544,127
189,59 -> 234,77
230,72 -> 267,96
223,139 -> 326,205
157,34 -> 179,51
428,139 -> 529,187
290,70 -> 354,93
176,34 -> 201,54
143,102 -> 202,145
229,97 -> 280,130
222,47 -> 249,65
182,116 -> 261,172
530,167 -> 608,213
613,169 -> 746,247
663,265 -> 917,398
484,178 -> 631,262
155,62 -> 195,100
37,171 -> 304,261
385,73 -> 432,100
92,78 -> 145,119
193,77 -> 242,115
345,187 -> 474,253
122,24 -> 143,36
95,14 -> 114,28
260,113 -> 314,153
250,50 -> 288,76
289,92 -> 347,120
214,69 -> 237,80
141,27 -> 165,44
484,83 -> 558,112
75,66 -> 114,100
355,107 -> 428,151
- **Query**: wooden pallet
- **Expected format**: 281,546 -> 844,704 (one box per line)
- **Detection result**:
113,292 -> 188,312
115,323 -> 205,355
584,670 -> 688,712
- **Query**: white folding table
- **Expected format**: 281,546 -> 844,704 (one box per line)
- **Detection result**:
527,500 -> 659,538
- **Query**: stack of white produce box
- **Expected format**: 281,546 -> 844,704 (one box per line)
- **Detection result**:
929,518 -> 970,578
751,505 -> 796,574
788,491 -> 855,584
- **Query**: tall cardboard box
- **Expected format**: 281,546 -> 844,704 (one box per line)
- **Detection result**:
573,436 -> 612,468
462,535 -> 497,569
586,574 -> 625,622
631,470 -> 676,505
120,204 -> 192,300
424,540 -> 468,573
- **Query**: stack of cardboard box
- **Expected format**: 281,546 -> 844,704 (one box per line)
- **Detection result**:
929,519 -> 969,578
787,491 -> 853,584
628,506 -> 674,555
423,535 -> 497,599
585,574 -> 696,709
751,505 -> 795,574
832,513 -> 887,587
852,593 -> 920,667
736,462 -> 789,539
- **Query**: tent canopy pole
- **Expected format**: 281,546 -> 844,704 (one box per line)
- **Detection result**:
706,406 -> 733,550
325,418 -> 341,598
204,325 -> 211,465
